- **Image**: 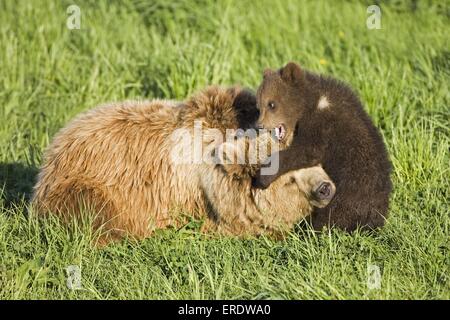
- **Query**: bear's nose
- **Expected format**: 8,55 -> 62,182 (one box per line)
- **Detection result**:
314,181 -> 335,202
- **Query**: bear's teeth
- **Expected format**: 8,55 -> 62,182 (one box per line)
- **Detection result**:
275,125 -> 285,141
279,126 -> 284,139
275,127 -> 281,140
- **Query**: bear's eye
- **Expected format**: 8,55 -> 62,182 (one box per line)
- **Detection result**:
268,101 -> 276,110
284,176 -> 296,186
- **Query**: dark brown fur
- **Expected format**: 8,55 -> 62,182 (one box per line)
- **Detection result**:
253,62 -> 392,231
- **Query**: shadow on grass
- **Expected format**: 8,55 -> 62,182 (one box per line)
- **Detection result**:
0,162 -> 38,207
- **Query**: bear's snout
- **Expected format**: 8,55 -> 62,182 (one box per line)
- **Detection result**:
312,181 -> 335,207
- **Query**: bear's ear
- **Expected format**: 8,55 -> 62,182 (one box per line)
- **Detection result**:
230,88 -> 259,128
231,88 -> 256,111
279,62 -> 304,84
263,68 -> 274,79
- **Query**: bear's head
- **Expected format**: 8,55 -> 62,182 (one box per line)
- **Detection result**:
255,62 -> 316,147
252,165 -> 336,219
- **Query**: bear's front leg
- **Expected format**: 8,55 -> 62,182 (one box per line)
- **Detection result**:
252,144 -> 323,189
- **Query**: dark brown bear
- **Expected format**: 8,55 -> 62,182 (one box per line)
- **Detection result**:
253,62 -> 392,231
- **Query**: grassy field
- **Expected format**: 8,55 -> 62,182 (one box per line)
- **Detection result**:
0,0 -> 449,299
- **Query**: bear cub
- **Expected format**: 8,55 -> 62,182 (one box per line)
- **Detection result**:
253,62 -> 392,231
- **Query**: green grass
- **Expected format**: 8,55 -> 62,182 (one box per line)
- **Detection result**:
0,0 -> 449,299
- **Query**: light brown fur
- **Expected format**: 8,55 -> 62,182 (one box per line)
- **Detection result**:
32,86 -> 335,244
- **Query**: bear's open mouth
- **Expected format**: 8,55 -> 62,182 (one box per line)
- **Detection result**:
274,124 -> 286,141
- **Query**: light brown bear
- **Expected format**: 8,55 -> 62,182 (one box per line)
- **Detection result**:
32,86 -> 335,245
